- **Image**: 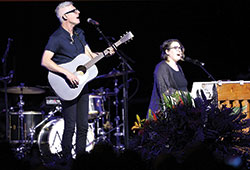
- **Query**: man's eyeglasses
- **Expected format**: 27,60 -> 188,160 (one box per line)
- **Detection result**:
64,9 -> 79,15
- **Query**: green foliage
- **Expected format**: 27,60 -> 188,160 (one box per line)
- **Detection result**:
131,91 -> 250,169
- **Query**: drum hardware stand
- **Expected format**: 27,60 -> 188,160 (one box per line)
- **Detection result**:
14,88 -> 26,159
94,123 -> 123,148
95,115 -> 107,142
14,105 -> 62,160
114,116 -> 124,149
11,84 -> 33,159
95,75 -> 126,149
113,78 -> 125,149
17,92 -> 25,141
28,105 -> 62,145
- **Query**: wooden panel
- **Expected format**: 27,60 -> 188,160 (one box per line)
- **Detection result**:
217,84 -> 250,101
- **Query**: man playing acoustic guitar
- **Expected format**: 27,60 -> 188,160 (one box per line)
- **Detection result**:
41,1 -> 114,164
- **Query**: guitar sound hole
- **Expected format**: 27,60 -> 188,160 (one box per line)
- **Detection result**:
76,65 -> 86,74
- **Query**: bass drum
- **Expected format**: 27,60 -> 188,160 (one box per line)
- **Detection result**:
38,118 -> 95,164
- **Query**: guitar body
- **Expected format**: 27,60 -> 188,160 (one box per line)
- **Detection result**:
48,54 -> 98,101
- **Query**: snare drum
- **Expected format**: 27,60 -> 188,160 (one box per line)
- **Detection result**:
9,111 -> 44,143
38,118 -> 95,163
88,94 -> 105,119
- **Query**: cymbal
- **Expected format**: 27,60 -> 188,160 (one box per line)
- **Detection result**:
96,70 -> 134,79
0,86 -> 45,94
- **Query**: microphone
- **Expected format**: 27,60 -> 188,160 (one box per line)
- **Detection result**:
184,56 -> 205,66
87,18 -> 100,26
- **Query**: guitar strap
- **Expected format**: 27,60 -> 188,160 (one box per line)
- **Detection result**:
75,31 -> 98,59
74,31 -> 85,53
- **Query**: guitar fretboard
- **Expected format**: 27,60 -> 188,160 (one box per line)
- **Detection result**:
84,41 -> 122,69
85,52 -> 105,69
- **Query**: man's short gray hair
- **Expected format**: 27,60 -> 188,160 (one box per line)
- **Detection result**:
55,1 -> 73,23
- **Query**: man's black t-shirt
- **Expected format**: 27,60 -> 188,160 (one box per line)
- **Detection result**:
45,26 -> 87,64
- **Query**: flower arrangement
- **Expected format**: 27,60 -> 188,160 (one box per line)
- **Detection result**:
131,91 -> 250,169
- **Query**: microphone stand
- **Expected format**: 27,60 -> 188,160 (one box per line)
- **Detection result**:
199,64 -> 216,81
1,38 -> 13,141
198,63 -> 218,105
185,57 -> 216,81
187,59 -> 218,105
94,25 -> 134,149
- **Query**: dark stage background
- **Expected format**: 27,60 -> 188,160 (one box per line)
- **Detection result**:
1,0 -> 250,134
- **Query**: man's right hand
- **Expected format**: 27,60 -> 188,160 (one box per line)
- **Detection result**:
65,71 -> 79,86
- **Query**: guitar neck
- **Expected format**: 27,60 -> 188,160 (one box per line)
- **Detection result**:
84,41 -> 122,69
85,52 -> 105,69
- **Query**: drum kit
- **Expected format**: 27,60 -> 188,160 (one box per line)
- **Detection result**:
0,69 -> 133,164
